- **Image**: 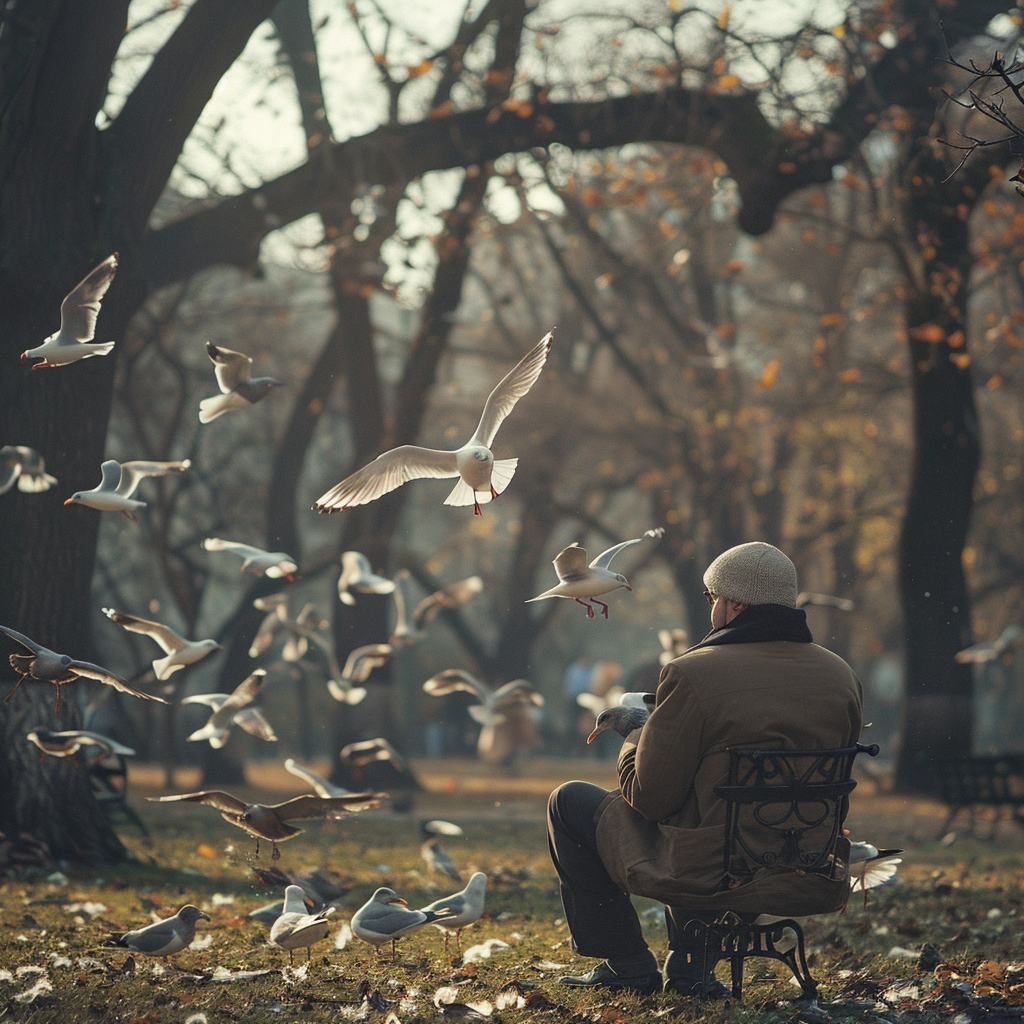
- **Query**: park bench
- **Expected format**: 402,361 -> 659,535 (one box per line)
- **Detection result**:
936,755 -> 1024,840
90,753 -> 150,838
671,742 -> 879,1010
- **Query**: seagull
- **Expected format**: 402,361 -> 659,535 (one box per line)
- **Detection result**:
796,592 -> 855,611
21,253 -> 119,367
199,342 -> 282,423
270,885 -> 334,964
313,331 -> 553,516
955,625 -> 1024,664
326,644 -> 391,704
249,596 -> 327,662
203,537 -> 297,579
421,819 -> 464,883
0,624 -> 169,714
339,737 -> 408,779
102,607 -> 220,680
148,789 -> 384,859
390,570 -> 483,645
106,905 -> 209,961
423,670 -> 544,763
337,551 -> 395,606
585,691 -> 656,743
284,758 -> 350,798
419,872 -> 487,951
526,527 -> 664,619
848,842 -> 903,907
26,728 -> 135,763
251,865 -> 348,907
658,627 -> 690,666
182,669 -> 278,748
0,446 -> 57,495
351,887 -> 454,956
64,459 -> 190,522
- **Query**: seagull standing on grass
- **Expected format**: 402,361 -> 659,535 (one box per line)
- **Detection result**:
64,459 -> 190,522
182,669 -> 278,748
21,253 -> 118,367
421,819 -> 464,883
102,607 -> 220,679
199,342 -> 282,422
270,885 -> 334,964
313,331 -> 553,516
203,537 -> 298,579
351,887 -> 454,956
419,872 -> 488,951
527,527 -> 665,619
106,905 -> 209,962
0,446 -> 57,495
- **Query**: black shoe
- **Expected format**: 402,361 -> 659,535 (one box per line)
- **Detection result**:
559,961 -> 663,996
664,977 -> 731,998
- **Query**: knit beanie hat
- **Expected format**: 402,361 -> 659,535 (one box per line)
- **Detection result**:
703,541 -> 798,608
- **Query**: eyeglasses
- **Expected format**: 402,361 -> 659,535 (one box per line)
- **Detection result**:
703,589 -> 717,607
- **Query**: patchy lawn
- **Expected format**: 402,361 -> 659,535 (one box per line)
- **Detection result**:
2,758 -> 1023,1022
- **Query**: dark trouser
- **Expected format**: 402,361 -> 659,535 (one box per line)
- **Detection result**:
546,781 -> 714,978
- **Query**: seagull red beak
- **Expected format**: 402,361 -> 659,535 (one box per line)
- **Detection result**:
624,584 -> 633,591
20,352 -> 27,361
63,497 -> 74,505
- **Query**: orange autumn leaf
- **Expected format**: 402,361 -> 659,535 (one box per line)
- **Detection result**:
717,74 -> 740,88
407,59 -> 434,79
839,367 -> 860,382
909,323 -> 945,343
760,359 -> 780,387
819,312 -> 846,327
717,5 -> 730,29
197,844 -> 218,859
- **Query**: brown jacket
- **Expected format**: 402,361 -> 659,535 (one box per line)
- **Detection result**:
595,638 -> 863,913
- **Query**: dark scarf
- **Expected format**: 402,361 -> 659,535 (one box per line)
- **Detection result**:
690,604 -> 813,651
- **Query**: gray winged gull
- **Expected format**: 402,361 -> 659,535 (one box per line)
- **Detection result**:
200,342 -> 282,422
270,885 -> 334,964
956,624 -> 1024,664
527,528 -> 664,618
351,886 -> 454,956
21,253 -> 119,367
64,459 -> 190,521
326,643 -> 391,704
203,537 -> 297,579
419,872 -> 487,951
27,728 -> 135,762
0,624 -> 169,714
390,570 -> 483,645
106,904 -> 209,961
283,758 -> 350,798
585,691 -> 656,743
182,669 -> 278,748
103,607 -> 220,679
337,551 -> 395,605
0,446 -> 57,495
313,331 -> 553,516
147,789 -> 383,858
421,819 -> 463,883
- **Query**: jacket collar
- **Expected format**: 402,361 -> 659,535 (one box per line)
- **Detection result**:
690,604 -> 813,650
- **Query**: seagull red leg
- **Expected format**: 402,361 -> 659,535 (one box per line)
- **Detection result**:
473,492 -> 482,515
3,672 -> 30,703
490,484 -> 498,498
593,598 -> 610,619
574,598 -> 594,618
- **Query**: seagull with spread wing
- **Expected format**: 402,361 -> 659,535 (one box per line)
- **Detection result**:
27,728 -> 135,763
21,253 -> 119,367
182,669 -> 277,749
527,527 -> 664,618
337,551 -> 395,605
390,570 -> 483,645
148,789 -> 383,858
0,625 -> 168,714
0,446 -> 57,495
956,624 -> 1024,664
199,342 -> 282,422
326,643 -> 391,704
284,759 -> 350,798
249,595 -> 327,662
103,607 -> 220,680
313,331 -> 553,516
203,537 -> 297,579
64,459 -> 190,521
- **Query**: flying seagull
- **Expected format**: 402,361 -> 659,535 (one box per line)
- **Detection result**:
199,342 -> 282,423
419,872 -> 488,951
102,607 -> 220,680
955,624 -> 1024,664
351,887 -> 453,956
326,643 -> 391,704
26,728 -> 135,763
313,331 -> 553,516
203,537 -> 298,579
0,446 -> 57,495
526,527 -> 664,619
0,624 -> 169,714
390,570 -> 483,645
250,596 -> 326,662
106,905 -> 209,961
283,758 -> 350,798
270,885 -> 334,964
848,842 -> 904,907
182,669 -> 278,749
147,789 -> 383,858
796,592 -> 855,611
64,459 -> 190,522
337,551 -> 394,606
21,253 -> 119,367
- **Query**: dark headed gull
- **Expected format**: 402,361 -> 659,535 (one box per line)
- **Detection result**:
352,887 -> 453,955
390,570 -> 483,645
956,624 -> 1024,664
26,728 -> 135,762
337,551 -> 395,606
102,607 -> 220,679
313,331 -> 553,516
326,643 -> 391,704
419,872 -> 487,951
271,885 -> 334,964
148,789 -> 383,858
527,527 -> 664,618
64,458 -> 190,522
203,537 -> 298,579
21,253 -> 118,367
421,819 -> 463,883
0,446 -> 57,495
200,342 -> 282,422
182,669 -> 278,748
106,905 -> 209,960
0,624 -> 169,713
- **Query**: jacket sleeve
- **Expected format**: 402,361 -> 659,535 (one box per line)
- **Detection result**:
616,661 -> 705,821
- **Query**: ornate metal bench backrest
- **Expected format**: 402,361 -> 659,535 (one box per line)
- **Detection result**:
714,743 -> 878,882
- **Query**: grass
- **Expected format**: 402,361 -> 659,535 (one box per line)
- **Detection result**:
2,759 -> 1024,1022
